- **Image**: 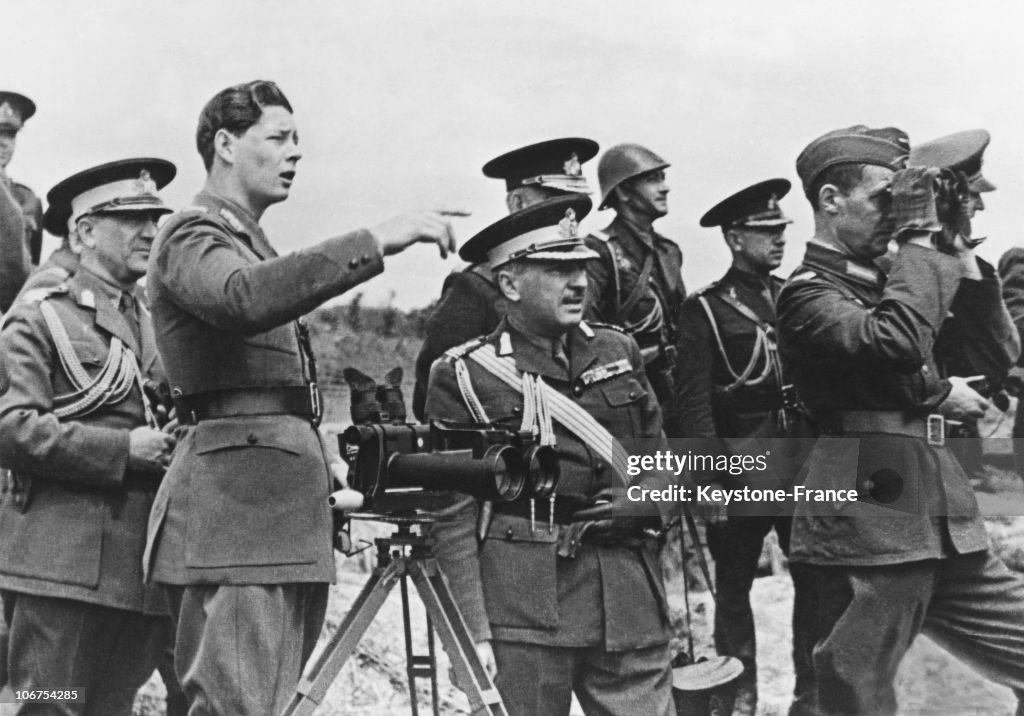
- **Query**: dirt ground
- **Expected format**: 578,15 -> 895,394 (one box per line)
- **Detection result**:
130,518 -> 1024,716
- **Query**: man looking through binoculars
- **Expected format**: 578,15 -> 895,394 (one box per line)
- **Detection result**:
425,194 -> 676,716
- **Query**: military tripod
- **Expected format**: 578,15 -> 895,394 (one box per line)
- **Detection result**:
281,515 -> 508,716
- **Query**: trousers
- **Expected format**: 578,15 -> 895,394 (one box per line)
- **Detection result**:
490,639 -> 673,716
163,583 -> 329,716
2,591 -> 169,716
790,550 -> 1024,715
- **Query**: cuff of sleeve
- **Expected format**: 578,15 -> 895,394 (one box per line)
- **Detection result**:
318,229 -> 385,289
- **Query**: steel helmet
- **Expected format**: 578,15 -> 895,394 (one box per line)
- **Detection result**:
598,143 -> 670,209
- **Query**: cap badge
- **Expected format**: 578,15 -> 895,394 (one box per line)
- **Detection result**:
0,102 -> 16,122
133,169 -> 157,196
558,208 -> 579,239
767,195 -> 778,211
563,153 -> 581,177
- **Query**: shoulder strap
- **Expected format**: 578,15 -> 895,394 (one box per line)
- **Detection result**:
612,248 -> 655,325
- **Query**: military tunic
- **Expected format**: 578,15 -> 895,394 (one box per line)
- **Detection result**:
144,190 -> 387,716
0,266 -> 170,714
0,176 -> 31,313
412,264 -> 505,420
426,318 -> 673,716
666,266 -> 804,713
777,240 -> 1024,715
584,217 -> 685,406
997,247 -> 1024,478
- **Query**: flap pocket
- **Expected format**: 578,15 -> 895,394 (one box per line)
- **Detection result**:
485,512 -> 559,544
194,416 -> 302,456
601,377 -> 647,407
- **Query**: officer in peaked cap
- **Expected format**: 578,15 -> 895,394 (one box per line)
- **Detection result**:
13,159 -> 177,303
911,130 -> 1008,488
911,129 -> 995,217
426,193 -> 677,716
0,157 -> 180,714
667,179 -> 811,715
0,91 -> 42,311
412,137 -> 599,419
584,142 -> 684,409
778,125 -> 1024,716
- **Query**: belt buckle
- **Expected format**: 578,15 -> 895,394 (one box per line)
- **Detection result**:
309,382 -> 322,427
926,414 -> 945,447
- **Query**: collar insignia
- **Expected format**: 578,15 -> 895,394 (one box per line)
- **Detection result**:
219,207 -> 245,233
498,331 -> 513,356
558,209 -> 579,240
563,153 -> 581,177
80,289 -> 96,309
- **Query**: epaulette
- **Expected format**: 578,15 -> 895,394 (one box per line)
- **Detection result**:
790,271 -> 818,282
690,280 -> 722,297
443,335 -> 488,360
19,284 -> 68,304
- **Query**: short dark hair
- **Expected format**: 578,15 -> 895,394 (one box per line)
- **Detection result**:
806,163 -> 866,209
195,80 -> 293,170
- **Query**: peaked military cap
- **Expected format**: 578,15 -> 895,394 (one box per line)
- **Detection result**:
797,125 -> 910,195
482,138 -> 599,194
44,158 -> 176,236
460,194 -> 597,266
700,178 -> 793,229
909,129 -> 995,193
0,91 -> 36,131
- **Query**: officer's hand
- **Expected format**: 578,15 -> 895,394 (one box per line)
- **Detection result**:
475,640 -> 497,680
128,427 -> 177,474
371,209 -> 470,259
941,376 -> 991,420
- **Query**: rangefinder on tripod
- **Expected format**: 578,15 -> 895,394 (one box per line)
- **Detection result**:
339,421 -> 559,514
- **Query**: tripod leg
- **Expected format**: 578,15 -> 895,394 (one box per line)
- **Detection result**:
280,560 -> 403,716
409,558 -> 509,716
399,572 -> 420,716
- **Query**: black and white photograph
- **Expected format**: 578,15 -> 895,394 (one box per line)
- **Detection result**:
2,1 -> 1024,714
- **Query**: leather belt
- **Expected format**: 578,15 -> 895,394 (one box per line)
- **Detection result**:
176,386 -> 321,425
829,410 -> 946,446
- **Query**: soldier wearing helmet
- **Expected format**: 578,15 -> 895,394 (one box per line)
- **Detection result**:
584,143 -> 684,406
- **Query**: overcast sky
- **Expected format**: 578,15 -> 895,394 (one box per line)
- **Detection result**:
5,1 -> 1024,307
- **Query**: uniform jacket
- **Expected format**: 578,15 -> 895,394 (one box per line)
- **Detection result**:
425,318 -> 672,651
584,217 -> 685,406
0,267 -> 165,613
777,241 -> 1017,566
999,247 -> 1024,367
0,177 -> 31,313
145,190 -> 384,585
666,266 -> 785,440
412,264 -> 505,420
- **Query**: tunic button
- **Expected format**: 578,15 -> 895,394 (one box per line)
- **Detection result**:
628,391 -> 637,399
506,528 -> 514,539
348,258 -> 360,269
247,433 -> 259,445
512,406 -> 522,414
573,386 -> 583,397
